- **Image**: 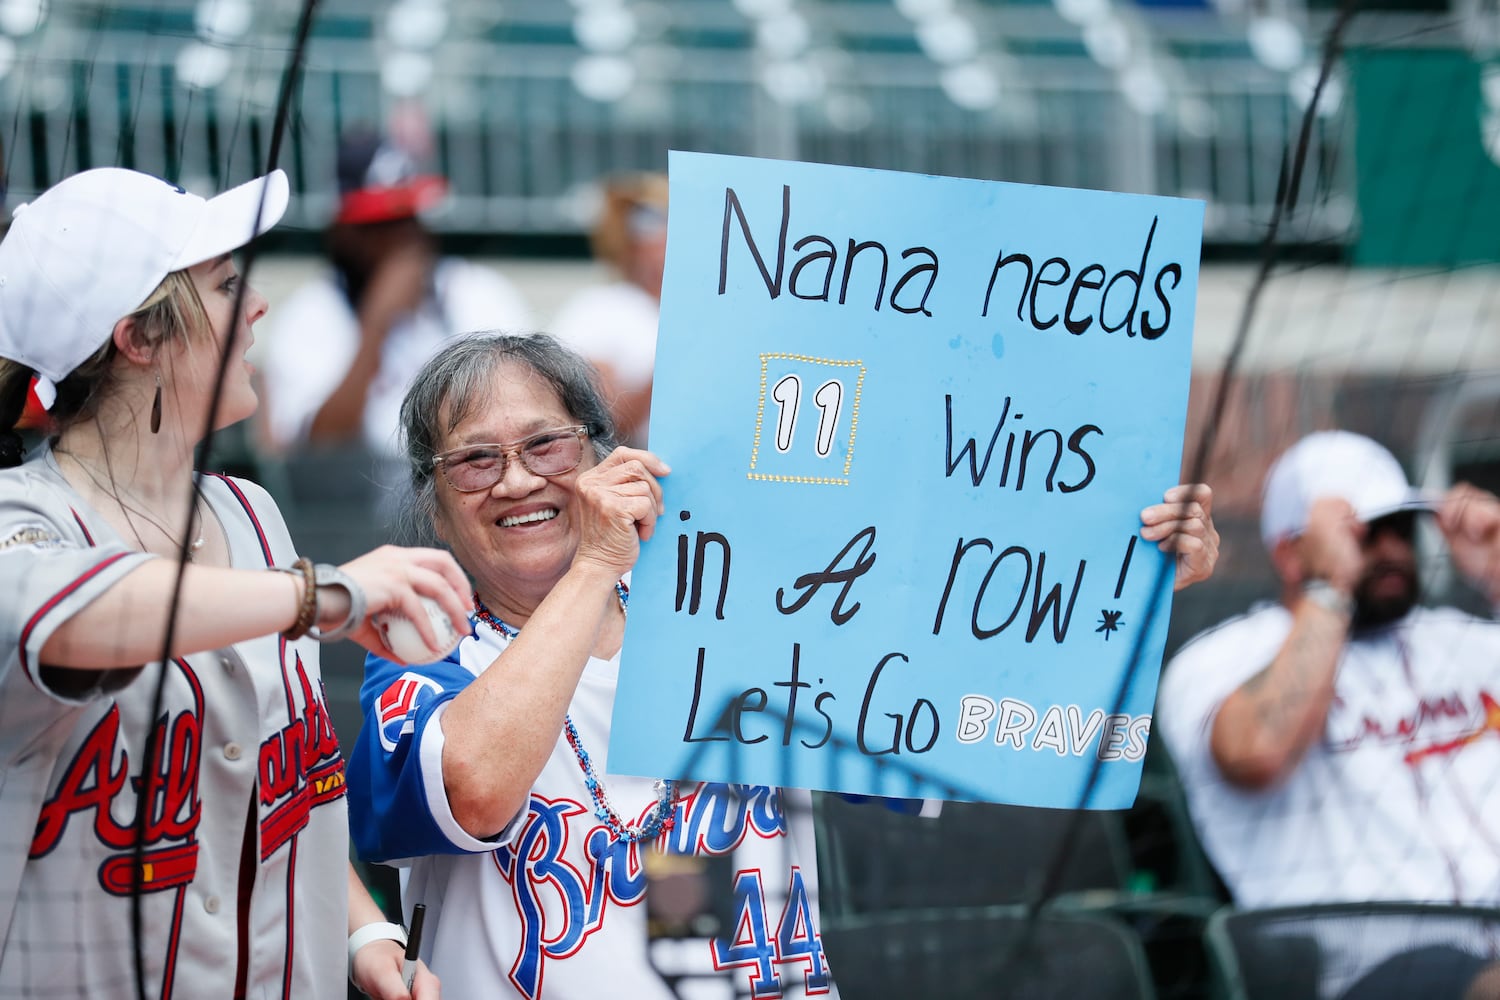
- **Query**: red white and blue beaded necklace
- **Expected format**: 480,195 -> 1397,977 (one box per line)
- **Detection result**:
472,581 -> 679,843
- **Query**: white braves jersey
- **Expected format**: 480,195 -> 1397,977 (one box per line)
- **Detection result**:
0,448 -> 349,998
1157,603 -> 1500,908
347,617 -> 836,1000
264,258 -> 533,455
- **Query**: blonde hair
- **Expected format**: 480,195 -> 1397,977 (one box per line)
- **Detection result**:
46,269 -> 210,427
590,172 -> 669,273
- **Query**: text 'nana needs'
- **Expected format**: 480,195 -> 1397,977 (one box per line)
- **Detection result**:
717,184 -> 1185,339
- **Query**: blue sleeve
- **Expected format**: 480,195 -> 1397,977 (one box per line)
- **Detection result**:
346,647 -> 482,862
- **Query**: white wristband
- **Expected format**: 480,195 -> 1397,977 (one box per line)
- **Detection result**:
348,921 -> 407,981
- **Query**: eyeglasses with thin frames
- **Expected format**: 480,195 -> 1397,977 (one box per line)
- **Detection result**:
432,425 -> 590,493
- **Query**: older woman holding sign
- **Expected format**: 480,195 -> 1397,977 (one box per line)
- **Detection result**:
345,332 -> 1219,998
0,166 -> 469,999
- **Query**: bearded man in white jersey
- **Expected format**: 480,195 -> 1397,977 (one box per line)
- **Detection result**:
1158,431 -> 1500,997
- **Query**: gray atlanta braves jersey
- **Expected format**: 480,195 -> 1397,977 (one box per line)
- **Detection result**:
0,448 -> 349,999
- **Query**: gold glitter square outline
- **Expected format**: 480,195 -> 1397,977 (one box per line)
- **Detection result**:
747,352 -> 865,486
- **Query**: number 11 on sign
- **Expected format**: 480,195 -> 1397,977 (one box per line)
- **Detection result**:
771,374 -> 844,458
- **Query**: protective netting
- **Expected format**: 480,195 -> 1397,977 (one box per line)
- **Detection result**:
4,3 -> 1500,999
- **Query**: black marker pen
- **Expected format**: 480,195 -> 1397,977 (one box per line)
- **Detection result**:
402,903 -> 426,992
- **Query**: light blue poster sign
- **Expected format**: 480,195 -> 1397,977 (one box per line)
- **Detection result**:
608,151 -> 1202,808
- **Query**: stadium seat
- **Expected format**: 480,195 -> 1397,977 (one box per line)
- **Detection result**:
821,905 -> 1157,1000
813,793 -> 1133,916
1206,902 -> 1500,1000
1130,742 -> 1230,901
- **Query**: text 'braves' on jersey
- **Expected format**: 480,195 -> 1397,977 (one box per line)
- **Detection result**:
346,618 -> 837,1000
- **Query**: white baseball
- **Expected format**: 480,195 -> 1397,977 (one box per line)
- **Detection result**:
376,596 -> 465,664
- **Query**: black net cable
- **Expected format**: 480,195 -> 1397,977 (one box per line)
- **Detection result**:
6,3 -> 1486,995
116,4 -> 166,171
990,0 -> 1363,986
53,4 -> 108,179
127,2 -> 323,997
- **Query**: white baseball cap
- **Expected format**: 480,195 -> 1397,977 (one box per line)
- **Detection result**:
0,167 -> 289,408
1260,430 -> 1435,549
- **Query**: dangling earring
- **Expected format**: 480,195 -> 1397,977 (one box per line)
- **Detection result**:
149,371 -> 163,435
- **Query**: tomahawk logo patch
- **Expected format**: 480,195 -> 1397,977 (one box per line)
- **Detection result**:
376,672 -> 444,752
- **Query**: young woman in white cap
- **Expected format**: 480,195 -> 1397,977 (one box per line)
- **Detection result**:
0,167 -> 468,999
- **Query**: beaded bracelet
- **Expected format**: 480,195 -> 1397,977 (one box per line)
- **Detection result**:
281,557 -> 318,640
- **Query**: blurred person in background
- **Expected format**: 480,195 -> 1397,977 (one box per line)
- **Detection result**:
552,172 -> 667,448
263,124 -> 532,469
0,165 -> 470,998
1158,430 -> 1500,908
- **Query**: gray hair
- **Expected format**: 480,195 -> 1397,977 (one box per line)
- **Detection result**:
396,332 -> 619,544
